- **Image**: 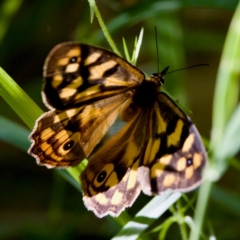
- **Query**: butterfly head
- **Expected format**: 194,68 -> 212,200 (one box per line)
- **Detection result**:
150,66 -> 169,86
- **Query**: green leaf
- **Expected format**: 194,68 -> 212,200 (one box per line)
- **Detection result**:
211,2 -> 240,153
0,68 -> 43,129
215,103 -> 240,161
159,216 -> 177,240
87,0 -> 95,23
211,185 -> 240,216
122,37 -> 131,62
131,28 -> 144,65
92,3 -> 121,56
0,116 -> 30,151
0,0 -> 23,43
0,67 -> 85,193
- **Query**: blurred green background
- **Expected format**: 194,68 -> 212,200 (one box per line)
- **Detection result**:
0,0 -> 240,239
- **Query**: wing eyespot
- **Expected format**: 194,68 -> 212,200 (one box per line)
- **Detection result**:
63,140 -> 75,151
186,157 -> 193,166
97,170 -> 107,183
69,57 -> 78,63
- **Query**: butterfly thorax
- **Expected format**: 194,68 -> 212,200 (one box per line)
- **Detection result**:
132,79 -> 160,108
132,67 -> 167,108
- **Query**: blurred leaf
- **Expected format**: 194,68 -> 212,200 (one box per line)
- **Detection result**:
189,180 -> 212,240
92,1 -> 181,42
58,169 -> 81,191
0,0 -> 23,43
131,28 -> 144,65
211,2 -> 240,155
211,185 -> 240,216
215,103 -> 240,161
0,116 -> 29,151
0,68 -> 42,129
159,216 -> 176,240
93,2 -> 121,56
122,37 -> 131,62
191,3 -> 240,239
181,0 -> 238,10
88,0 -> 95,23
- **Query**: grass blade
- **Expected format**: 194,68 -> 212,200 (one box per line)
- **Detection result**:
0,68 -> 42,129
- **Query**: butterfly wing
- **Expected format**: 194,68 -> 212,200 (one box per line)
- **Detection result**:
29,42 -> 145,168
81,92 -> 207,217
28,94 -> 128,168
138,92 -> 207,195
81,103 -> 150,217
43,42 -> 144,110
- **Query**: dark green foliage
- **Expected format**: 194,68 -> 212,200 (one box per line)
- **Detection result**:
1,0 -> 240,239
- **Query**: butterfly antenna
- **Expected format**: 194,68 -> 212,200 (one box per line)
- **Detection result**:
165,63 -> 210,75
155,26 -> 160,74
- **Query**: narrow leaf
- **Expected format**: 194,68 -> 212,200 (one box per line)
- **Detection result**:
87,0 -> 95,23
0,68 -> 42,129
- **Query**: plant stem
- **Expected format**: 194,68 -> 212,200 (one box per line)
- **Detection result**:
189,180 -> 212,240
177,199 -> 188,240
93,3 -> 121,56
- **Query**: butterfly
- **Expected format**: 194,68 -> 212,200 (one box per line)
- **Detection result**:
28,42 -> 207,218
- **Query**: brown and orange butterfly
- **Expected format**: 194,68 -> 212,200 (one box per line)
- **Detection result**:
28,42 -> 207,218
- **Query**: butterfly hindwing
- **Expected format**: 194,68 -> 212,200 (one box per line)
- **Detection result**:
28,108 -> 86,168
144,124 -> 206,193
81,104 -> 149,217
138,93 -> 207,195
43,42 -> 144,110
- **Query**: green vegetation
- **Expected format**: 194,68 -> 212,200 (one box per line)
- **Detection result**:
0,0 -> 240,239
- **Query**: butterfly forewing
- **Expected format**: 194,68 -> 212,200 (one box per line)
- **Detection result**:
29,42 -> 143,168
43,42 -> 144,110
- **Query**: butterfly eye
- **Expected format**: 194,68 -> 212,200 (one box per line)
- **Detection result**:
63,140 -> 75,151
69,57 -> 78,63
97,170 -> 107,183
186,158 -> 193,166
